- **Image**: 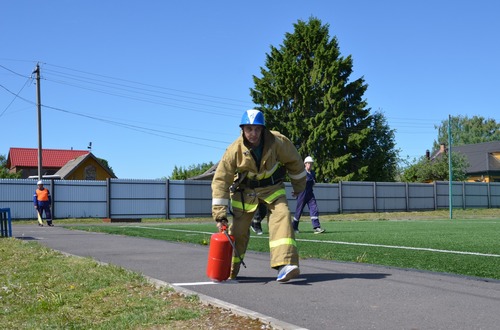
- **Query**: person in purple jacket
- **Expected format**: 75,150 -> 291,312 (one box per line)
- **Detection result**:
292,156 -> 325,234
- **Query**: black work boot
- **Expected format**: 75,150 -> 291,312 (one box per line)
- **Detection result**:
251,220 -> 263,235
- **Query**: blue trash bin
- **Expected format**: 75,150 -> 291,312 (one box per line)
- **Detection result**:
0,208 -> 12,238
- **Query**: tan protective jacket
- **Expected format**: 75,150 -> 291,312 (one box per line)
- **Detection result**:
212,129 -> 306,220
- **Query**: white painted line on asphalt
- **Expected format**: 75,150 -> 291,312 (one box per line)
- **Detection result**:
146,277 -> 307,330
172,281 -> 218,286
172,280 -> 239,286
128,226 -> 214,235
124,225 -> 500,258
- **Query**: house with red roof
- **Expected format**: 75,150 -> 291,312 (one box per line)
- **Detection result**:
6,147 -> 116,180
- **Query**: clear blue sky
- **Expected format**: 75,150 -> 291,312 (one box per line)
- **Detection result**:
1,1 -> 499,179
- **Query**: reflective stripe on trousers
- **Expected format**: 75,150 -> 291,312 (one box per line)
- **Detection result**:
229,194 -> 298,276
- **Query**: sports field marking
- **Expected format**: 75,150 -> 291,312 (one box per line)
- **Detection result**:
296,238 -> 500,257
125,226 -> 500,258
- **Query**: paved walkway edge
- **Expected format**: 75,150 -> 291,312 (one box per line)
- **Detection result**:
54,248 -> 306,330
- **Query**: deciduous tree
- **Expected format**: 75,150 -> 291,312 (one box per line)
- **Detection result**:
0,154 -> 21,179
400,152 -> 468,182
168,162 -> 214,180
434,115 -> 500,148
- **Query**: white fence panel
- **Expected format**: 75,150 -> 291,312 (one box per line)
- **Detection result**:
489,183 -> 500,207
54,180 -> 106,218
341,182 -> 375,213
464,182 -> 489,208
171,180 -> 212,218
436,182 -> 464,208
407,183 -> 435,210
1,179 -> 499,220
376,182 -> 407,212
109,179 -> 167,219
0,179 -> 40,219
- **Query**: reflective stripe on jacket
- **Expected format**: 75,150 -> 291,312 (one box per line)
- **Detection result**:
212,129 -> 306,220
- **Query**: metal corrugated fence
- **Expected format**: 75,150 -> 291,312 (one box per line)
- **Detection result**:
1,179 -> 499,220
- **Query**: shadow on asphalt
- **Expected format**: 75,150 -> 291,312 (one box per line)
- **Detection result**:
234,272 -> 390,285
15,236 -> 39,241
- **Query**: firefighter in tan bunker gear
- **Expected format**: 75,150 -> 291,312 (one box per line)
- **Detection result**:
212,109 -> 307,282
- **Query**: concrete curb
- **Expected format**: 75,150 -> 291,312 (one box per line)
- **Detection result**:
55,248 -> 305,330
148,277 -> 307,330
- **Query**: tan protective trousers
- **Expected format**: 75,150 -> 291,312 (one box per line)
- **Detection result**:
229,194 -> 299,278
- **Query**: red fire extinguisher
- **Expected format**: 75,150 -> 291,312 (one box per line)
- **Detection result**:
206,225 -> 234,281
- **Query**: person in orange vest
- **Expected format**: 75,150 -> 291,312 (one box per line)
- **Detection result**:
33,180 -> 53,226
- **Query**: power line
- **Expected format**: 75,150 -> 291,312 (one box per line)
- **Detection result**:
43,104 -> 230,149
0,63 -> 233,149
0,64 -> 32,79
44,63 -> 251,105
43,75 -> 243,118
43,67 -> 250,110
0,77 -> 33,118
3,62 -> 497,151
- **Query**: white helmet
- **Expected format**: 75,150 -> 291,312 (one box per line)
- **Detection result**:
37,180 -> 43,185
304,156 -> 314,164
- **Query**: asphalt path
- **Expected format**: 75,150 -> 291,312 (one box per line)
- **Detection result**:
12,224 -> 500,330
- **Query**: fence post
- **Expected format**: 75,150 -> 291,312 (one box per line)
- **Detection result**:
373,182 -> 377,212
487,182 -> 491,208
433,181 -> 437,210
50,179 -> 56,219
106,178 -> 111,218
462,182 -> 466,210
165,179 -> 170,219
338,181 -> 343,214
405,182 -> 409,212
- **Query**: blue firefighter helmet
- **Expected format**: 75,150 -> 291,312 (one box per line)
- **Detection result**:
240,109 -> 265,127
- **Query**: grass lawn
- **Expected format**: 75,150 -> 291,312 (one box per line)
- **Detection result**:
0,238 -> 270,329
4,209 -> 497,328
64,210 -> 500,280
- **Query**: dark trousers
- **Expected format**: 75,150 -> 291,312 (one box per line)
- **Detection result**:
37,202 -> 52,224
293,191 -> 320,229
252,203 -> 268,223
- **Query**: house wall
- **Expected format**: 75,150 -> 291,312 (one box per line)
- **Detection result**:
466,175 -> 489,183
460,152 -> 500,183
11,166 -> 60,179
65,158 -> 113,180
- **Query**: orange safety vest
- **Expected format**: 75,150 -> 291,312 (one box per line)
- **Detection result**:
36,189 -> 50,202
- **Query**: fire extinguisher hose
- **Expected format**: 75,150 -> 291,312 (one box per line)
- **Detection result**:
222,226 -> 247,268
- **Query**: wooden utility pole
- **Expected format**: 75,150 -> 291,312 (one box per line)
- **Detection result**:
33,63 -> 43,180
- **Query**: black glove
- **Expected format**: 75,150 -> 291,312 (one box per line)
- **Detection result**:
216,218 -> 228,229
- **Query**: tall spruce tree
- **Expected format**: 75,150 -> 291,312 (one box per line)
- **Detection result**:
251,17 -> 397,182
364,111 -> 399,182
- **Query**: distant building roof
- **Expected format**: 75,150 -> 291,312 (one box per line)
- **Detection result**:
7,147 -> 90,169
54,152 -> 116,179
54,154 -> 88,178
452,141 -> 500,174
